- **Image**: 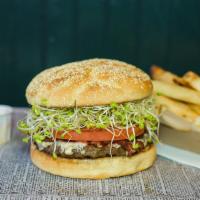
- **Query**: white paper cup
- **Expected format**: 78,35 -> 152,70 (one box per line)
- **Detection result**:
0,105 -> 12,145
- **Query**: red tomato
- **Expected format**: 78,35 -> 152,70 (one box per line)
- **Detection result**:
55,126 -> 144,141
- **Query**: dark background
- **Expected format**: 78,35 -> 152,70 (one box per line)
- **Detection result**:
1,0 -> 200,106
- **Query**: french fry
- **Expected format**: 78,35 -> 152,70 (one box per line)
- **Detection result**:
187,103 -> 200,115
159,110 -> 193,132
152,67 -> 200,131
155,95 -> 198,122
151,65 -> 188,86
183,71 -> 200,92
155,95 -> 200,132
153,80 -> 200,105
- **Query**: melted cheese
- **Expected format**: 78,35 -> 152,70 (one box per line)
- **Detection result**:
38,141 -> 87,155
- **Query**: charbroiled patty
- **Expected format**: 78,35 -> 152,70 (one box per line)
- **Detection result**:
35,139 -> 152,159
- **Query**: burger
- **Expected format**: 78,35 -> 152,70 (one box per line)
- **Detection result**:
17,58 -> 159,179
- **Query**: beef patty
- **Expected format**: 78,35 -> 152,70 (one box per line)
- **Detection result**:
35,138 -> 152,159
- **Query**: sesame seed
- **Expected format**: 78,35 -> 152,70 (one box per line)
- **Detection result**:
27,58 -> 150,99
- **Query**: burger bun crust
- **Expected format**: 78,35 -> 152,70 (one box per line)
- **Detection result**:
26,58 -> 152,107
30,144 -> 156,179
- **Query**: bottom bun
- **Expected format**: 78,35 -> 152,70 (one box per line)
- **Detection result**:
30,144 -> 156,179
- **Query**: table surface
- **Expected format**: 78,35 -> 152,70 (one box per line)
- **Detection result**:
0,108 -> 200,200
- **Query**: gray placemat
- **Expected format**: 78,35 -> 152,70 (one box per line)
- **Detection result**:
0,108 -> 199,200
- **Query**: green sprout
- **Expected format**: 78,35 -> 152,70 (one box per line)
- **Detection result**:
156,92 -> 163,96
129,134 -> 135,141
52,152 -> 57,159
17,96 -> 159,146
132,143 -> 140,150
22,137 -> 30,143
41,98 -> 48,106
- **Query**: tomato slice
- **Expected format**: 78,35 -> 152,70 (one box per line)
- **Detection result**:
54,126 -> 144,141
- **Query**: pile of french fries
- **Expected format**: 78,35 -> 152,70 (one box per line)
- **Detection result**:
151,66 -> 200,132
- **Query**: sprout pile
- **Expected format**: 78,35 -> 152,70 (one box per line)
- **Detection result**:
17,96 -> 159,156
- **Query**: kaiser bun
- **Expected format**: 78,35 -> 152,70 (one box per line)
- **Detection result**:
31,144 -> 156,179
26,58 -> 152,107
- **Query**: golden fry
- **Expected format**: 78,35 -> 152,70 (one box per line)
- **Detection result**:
153,80 -> 200,105
187,103 -> 200,115
151,65 -> 188,86
155,95 -> 198,122
183,71 -> 200,91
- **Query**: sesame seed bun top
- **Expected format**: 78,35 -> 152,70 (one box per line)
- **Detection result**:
26,58 -> 153,107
